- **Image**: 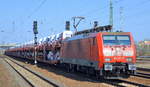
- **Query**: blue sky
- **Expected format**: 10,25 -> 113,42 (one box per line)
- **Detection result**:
0,0 -> 150,44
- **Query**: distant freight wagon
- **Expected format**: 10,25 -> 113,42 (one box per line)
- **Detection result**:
5,24 -> 136,79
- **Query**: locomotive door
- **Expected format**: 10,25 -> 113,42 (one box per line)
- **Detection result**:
90,37 -> 98,61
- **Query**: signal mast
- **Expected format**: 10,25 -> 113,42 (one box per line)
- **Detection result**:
109,0 -> 113,32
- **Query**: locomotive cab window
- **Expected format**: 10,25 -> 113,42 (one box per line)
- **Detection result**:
103,35 -> 131,45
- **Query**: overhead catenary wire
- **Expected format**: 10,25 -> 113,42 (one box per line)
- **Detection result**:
73,0 -> 125,29
83,0 -> 150,32
79,0 -> 125,18
87,0 -> 150,22
2,0 -> 150,44
28,0 -> 47,18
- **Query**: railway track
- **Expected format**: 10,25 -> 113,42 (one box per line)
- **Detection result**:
78,74 -> 150,87
110,79 -> 149,87
3,56 -> 150,87
72,67 -> 150,87
4,57 -> 64,87
137,67 -> 150,72
61,67 -> 150,87
134,72 -> 150,79
86,75 -> 150,87
104,68 -> 150,87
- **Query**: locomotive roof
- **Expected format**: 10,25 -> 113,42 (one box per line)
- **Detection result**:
102,32 -> 131,35
75,25 -> 112,35
65,32 -> 131,41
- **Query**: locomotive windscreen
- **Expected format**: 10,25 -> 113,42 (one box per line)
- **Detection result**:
103,35 -> 131,45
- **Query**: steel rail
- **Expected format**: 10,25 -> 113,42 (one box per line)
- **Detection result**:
4,58 -> 64,87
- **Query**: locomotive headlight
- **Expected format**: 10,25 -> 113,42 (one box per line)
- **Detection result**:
126,58 -> 132,62
105,58 -> 111,62
103,49 -> 112,56
124,50 -> 133,56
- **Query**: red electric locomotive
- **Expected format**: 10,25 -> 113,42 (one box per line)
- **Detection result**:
60,26 -> 136,79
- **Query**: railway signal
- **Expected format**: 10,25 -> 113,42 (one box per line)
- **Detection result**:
33,21 -> 38,65
33,21 -> 38,34
94,21 -> 98,28
65,21 -> 70,31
